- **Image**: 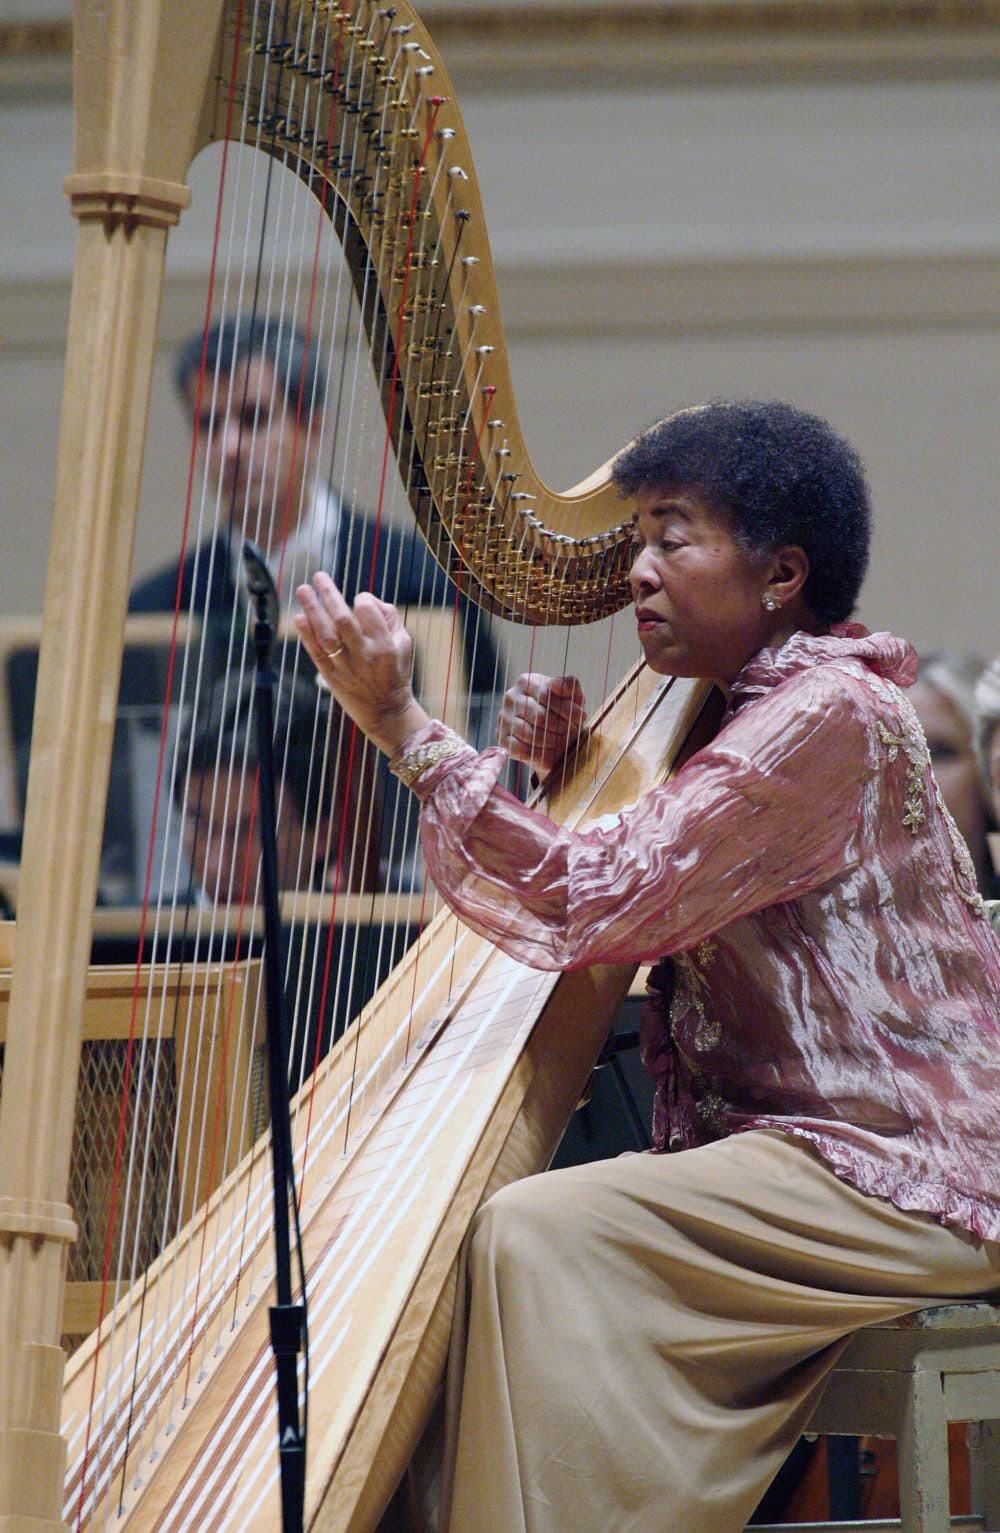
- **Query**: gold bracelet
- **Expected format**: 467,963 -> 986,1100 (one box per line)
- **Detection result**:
389,728 -> 467,788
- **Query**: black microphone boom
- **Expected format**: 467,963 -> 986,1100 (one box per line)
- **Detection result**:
241,539 -> 308,1533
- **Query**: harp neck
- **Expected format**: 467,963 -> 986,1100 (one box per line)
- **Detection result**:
201,1 -> 637,624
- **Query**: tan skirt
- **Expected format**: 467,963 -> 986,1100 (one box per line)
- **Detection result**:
439,1130 -> 1000,1533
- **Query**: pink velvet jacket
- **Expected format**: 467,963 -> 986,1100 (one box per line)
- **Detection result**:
407,627 -> 1000,1242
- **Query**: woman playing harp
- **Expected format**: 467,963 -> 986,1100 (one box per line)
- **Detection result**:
297,397 -> 1000,1533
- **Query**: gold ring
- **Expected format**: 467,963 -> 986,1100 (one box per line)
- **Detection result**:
325,645 -> 344,662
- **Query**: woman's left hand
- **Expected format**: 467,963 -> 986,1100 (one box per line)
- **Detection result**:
295,573 -> 431,756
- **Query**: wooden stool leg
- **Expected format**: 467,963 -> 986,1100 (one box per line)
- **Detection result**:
967,1419 -> 1000,1528
899,1370 -> 951,1533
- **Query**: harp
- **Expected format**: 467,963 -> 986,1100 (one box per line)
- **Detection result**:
0,3 -> 716,1528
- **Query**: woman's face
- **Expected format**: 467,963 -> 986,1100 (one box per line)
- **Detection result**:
629,484 -> 788,686
987,720 -> 1000,829
909,678 -> 986,860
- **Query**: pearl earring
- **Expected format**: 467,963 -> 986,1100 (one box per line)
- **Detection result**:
762,593 -> 780,612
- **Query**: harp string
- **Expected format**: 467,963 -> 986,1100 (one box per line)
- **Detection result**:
172,15 -> 365,1379
70,3 -> 641,1518
74,22 -> 287,1507
359,117 -> 476,1032
295,25 -> 454,1147
337,87 -> 464,1105
301,27 -> 520,1134
151,52 -> 288,1359
84,0 -> 474,1439
71,8 -> 261,1517
66,663 -> 666,1528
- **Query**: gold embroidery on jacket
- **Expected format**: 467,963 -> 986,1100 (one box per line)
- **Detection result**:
672,951 -> 723,1053
830,660 -> 984,915
876,720 -> 927,834
695,1091 -> 728,1131
935,788 -> 986,911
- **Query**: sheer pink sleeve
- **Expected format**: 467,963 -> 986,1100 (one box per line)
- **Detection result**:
407,668 -> 876,969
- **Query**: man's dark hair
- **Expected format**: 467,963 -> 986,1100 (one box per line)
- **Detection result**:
175,672 -> 335,830
174,313 -> 329,424
611,399 -> 871,625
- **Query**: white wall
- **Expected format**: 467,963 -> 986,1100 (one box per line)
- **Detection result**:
2,9 -> 998,661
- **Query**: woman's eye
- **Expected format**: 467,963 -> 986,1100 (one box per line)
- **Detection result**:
629,530 -> 683,556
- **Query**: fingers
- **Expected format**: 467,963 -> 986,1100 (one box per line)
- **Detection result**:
505,674 -> 586,725
294,575 -> 426,754
502,672 -> 580,708
368,594 -> 401,626
496,673 -> 588,768
540,674 -> 586,720
296,572 -> 354,657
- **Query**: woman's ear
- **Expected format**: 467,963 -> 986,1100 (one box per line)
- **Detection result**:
764,544 -> 810,608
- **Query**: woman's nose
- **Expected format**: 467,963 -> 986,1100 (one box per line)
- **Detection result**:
629,545 -> 660,600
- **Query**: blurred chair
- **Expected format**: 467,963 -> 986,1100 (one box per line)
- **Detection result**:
0,613 -> 197,905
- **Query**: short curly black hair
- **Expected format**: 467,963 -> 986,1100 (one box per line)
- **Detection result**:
174,313 -> 328,423
611,399 -> 871,625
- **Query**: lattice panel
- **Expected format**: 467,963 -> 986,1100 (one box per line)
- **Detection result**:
66,1038 -> 178,1285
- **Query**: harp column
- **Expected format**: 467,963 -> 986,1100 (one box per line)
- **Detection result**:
0,3 -> 224,1527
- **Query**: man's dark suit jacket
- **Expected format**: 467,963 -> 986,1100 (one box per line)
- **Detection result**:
129,504 -> 498,699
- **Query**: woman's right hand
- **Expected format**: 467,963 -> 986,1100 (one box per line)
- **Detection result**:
295,574 -> 431,758
496,673 -> 587,771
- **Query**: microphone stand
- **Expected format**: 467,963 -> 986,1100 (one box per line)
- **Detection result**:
242,541 -> 307,1533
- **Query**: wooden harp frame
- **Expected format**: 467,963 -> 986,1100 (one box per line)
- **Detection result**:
0,3 -> 715,1528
